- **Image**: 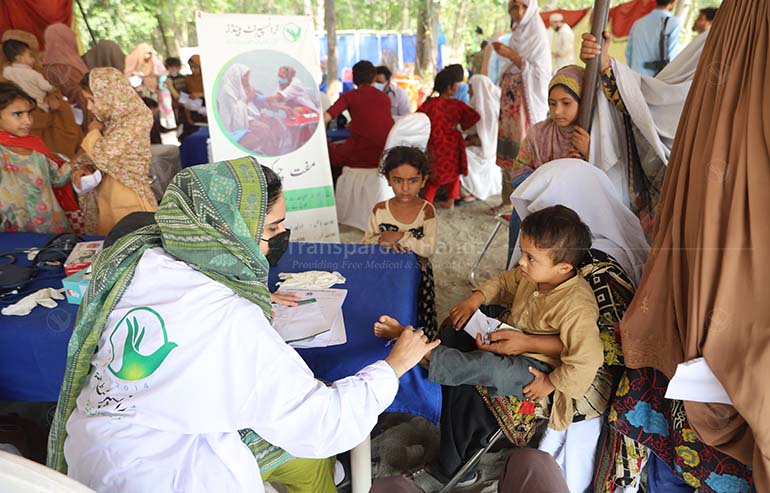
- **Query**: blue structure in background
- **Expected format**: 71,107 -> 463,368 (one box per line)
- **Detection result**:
319,26 -> 445,81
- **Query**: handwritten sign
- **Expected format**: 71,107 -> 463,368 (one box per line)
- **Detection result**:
196,13 -> 338,242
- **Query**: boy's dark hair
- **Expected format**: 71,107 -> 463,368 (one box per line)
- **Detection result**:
379,146 -> 431,178
141,96 -> 159,109
2,39 -> 31,64
432,68 -> 456,95
520,205 -> 591,268
700,7 -> 718,21
656,0 -> 675,6
375,65 -> 392,81
352,60 -> 376,86
0,82 -> 36,111
165,56 -> 182,68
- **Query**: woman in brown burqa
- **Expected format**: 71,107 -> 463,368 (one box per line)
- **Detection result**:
620,0 -> 769,489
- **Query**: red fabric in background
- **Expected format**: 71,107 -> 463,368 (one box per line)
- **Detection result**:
608,0 -> 656,38
541,0 -> 657,39
0,0 -> 73,49
541,8 -> 590,29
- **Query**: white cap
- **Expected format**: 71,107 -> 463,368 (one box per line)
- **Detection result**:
550,13 -> 564,23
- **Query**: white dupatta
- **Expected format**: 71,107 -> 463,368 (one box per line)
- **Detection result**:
589,32 -> 709,205
510,158 -> 650,284
506,0 -> 551,124
461,75 -> 502,200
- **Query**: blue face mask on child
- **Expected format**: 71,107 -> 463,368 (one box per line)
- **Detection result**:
373,82 -> 386,91
278,77 -> 289,86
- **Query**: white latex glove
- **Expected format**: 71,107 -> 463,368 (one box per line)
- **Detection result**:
276,271 -> 346,289
1,288 -> 65,316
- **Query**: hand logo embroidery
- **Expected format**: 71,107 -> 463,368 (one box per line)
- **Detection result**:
108,307 -> 177,381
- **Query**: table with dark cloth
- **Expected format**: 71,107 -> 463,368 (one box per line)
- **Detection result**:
179,126 -> 210,169
0,234 -> 441,425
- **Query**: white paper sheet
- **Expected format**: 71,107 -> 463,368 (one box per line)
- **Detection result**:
272,300 -> 329,343
665,357 -> 732,405
272,288 -> 348,348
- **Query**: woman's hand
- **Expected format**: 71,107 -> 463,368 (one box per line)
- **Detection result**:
522,367 -> 555,402
448,291 -> 485,330
71,169 -> 88,190
492,42 -> 522,67
385,327 -> 441,377
580,32 -> 612,74
475,329 -> 531,356
571,126 -> 590,159
270,291 -> 300,307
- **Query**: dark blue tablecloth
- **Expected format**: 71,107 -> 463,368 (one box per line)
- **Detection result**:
0,233 -> 94,402
0,235 -> 441,424
269,243 -> 441,424
179,126 -> 210,168
326,128 -> 351,143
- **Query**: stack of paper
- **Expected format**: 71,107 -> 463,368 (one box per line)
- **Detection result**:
272,288 -> 347,348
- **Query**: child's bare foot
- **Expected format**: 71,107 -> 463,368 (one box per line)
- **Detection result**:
436,199 -> 455,209
374,315 -> 406,339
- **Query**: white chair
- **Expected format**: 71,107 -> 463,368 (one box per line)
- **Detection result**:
335,113 -> 431,231
0,450 -> 95,492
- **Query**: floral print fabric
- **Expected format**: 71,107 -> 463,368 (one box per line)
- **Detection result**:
609,368 -> 754,492
0,146 -> 71,233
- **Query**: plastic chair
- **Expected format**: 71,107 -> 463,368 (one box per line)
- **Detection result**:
335,113 -> 431,231
468,213 -> 511,287
0,450 -> 94,492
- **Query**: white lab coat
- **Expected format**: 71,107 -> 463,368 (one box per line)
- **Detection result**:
64,248 -> 398,493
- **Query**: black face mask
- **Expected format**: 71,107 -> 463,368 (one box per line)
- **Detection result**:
263,229 -> 291,267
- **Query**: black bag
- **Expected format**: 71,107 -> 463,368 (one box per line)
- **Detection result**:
643,16 -> 671,75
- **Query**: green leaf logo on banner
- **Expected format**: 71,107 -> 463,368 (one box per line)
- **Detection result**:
284,23 -> 302,42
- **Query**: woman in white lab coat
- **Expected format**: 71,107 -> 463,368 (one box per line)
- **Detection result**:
48,156 -> 438,493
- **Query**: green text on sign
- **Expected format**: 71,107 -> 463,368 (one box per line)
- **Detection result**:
284,186 -> 336,212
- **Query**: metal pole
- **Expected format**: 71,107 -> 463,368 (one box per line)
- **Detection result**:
75,0 -> 97,46
576,0 -> 611,132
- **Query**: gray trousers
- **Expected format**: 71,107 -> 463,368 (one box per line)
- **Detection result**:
428,325 -> 552,399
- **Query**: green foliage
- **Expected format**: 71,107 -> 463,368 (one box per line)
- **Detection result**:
74,0 -> 721,60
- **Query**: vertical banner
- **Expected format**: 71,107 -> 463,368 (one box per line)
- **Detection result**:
196,13 -> 339,242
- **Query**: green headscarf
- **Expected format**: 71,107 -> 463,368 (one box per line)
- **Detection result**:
48,157 -> 292,473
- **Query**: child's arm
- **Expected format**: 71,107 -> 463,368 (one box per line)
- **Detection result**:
45,157 -> 71,188
449,269 -> 521,329
547,303 -> 604,399
32,71 -> 56,95
361,203 -> 384,244
475,268 -> 521,307
397,203 -> 437,257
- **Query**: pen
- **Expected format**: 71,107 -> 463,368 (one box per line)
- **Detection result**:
295,298 -> 317,306
385,326 -> 426,347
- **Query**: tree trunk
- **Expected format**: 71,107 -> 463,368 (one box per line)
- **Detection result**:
416,0 -> 436,76
317,0 -> 325,33
324,0 -> 339,95
451,0 -> 468,56
401,0 -> 410,32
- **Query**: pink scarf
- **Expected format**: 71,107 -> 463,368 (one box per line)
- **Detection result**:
43,24 -> 89,74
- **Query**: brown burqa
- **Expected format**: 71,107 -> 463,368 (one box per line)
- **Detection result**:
620,0 -> 769,489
